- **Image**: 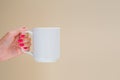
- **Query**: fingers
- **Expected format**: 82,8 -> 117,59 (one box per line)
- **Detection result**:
18,33 -> 31,51
23,42 -> 31,51
6,27 -> 27,44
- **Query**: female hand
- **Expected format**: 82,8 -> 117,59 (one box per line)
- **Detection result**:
0,27 -> 31,61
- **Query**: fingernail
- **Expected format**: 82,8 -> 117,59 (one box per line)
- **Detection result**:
18,39 -> 23,42
19,43 -> 24,47
24,47 -> 28,49
20,35 -> 25,38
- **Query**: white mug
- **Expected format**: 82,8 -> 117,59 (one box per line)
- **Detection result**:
22,27 -> 60,62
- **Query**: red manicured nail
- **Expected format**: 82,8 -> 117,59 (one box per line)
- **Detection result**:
20,35 -> 25,38
24,47 -> 28,49
19,43 -> 24,47
18,39 -> 23,42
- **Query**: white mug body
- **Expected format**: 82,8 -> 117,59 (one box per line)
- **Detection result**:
32,27 -> 60,62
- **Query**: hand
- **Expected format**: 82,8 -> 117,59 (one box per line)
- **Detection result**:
0,27 -> 31,61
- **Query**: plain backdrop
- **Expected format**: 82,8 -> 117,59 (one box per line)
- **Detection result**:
0,0 -> 120,80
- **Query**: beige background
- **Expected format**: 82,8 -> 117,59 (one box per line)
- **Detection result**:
0,0 -> 120,80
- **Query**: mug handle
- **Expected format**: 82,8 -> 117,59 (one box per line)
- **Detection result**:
21,31 -> 33,56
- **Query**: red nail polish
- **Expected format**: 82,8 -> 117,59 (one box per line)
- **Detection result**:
18,39 -> 23,42
24,47 -> 28,49
20,35 -> 25,38
19,43 -> 24,47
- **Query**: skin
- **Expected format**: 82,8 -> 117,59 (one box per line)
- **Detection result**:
0,27 -> 31,61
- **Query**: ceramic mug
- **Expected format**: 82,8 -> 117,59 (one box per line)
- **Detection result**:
22,27 -> 60,62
